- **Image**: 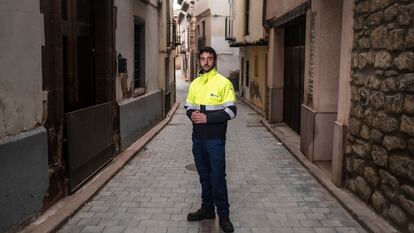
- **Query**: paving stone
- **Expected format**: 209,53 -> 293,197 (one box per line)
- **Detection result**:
57,81 -> 365,233
80,225 -> 104,233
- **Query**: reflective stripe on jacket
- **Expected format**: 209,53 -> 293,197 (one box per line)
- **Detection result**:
184,68 -> 237,139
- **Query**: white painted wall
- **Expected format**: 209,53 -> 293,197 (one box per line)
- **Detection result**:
115,0 -> 161,102
195,0 -> 239,77
232,0 -> 265,42
0,0 -> 44,138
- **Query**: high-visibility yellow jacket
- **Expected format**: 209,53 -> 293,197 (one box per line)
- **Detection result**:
184,68 -> 237,139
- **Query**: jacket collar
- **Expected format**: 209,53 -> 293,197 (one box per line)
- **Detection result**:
198,68 -> 217,81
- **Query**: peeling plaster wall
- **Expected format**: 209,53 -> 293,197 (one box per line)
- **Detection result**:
0,0 -> 44,138
115,0 -> 160,102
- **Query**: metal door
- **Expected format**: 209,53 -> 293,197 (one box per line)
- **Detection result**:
283,18 -> 305,134
62,0 -> 114,192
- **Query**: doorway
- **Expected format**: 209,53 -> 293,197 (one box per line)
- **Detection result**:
62,0 -> 115,192
283,17 -> 305,134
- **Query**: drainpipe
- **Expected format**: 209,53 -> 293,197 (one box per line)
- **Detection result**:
262,0 -> 270,30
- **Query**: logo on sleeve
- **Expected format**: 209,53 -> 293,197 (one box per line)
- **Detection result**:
210,93 -> 219,98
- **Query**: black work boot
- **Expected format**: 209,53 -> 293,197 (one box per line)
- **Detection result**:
219,216 -> 234,233
187,208 -> 215,221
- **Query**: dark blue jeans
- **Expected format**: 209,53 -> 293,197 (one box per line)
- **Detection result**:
192,138 -> 230,217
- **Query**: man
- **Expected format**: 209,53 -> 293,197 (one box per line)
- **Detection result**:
184,47 -> 236,233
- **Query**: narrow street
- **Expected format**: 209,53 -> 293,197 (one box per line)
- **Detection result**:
56,72 -> 365,233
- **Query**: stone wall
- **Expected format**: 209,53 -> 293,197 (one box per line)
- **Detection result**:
346,0 -> 414,232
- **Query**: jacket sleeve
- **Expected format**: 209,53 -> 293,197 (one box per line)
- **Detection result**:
184,83 -> 198,120
206,81 -> 237,123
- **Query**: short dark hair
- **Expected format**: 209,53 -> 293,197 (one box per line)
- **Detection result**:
198,46 -> 217,62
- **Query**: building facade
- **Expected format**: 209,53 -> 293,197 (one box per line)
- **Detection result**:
0,0 -> 177,232
177,0 -> 197,81
265,0 -> 344,179
226,0 -> 268,113
194,0 -> 239,78
346,0 -> 414,232
265,0 -> 414,232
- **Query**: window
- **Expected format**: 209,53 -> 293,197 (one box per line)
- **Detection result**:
134,17 -> 145,88
244,0 -> 250,35
245,60 -> 250,87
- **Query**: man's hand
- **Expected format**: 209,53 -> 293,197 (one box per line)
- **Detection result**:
191,111 -> 207,124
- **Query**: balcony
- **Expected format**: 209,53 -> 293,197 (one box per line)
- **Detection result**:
167,19 -> 180,48
225,16 -> 234,41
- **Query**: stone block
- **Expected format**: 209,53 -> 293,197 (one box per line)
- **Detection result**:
404,95 -> 414,114
370,91 -> 385,109
408,139 -> 414,154
349,117 -> 363,136
347,178 -> 357,193
364,166 -> 379,187
360,125 -> 370,140
372,26 -> 389,49
355,1 -> 371,14
352,72 -> 367,86
387,29 -> 405,50
355,176 -> 372,202
370,0 -> 391,11
372,111 -> 399,132
406,28 -> 414,48
401,115 -> 414,135
397,5 -> 411,25
370,129 -> 384,143
367,12 -> 383,26
352,140 -> 371,158
401,185 -> 414,200
383,135 -> 407,151
371,191 -> 387,213
388,204 -> 408,226
409,223 -> 414,233
359,37 -> 372,49
381,77 -> 398,92
384,93 -> 404,114
372,145 -> 389,167
394,52 -> 414,71
389,155 -> 414,182
359,87 -> 371,105
351,102 -> 365,118
365,74 -> 381,89
384,4 -> 399,21
353,158 -> 366,175
379,169 -> 399,190
399,73 -> 414,91
400,195 -> 414,217
351,86 -> 360,101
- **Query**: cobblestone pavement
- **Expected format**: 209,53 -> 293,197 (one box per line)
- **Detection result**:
58,74 -> 366,233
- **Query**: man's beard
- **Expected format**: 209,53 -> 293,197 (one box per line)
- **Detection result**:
201,65 -> 213,73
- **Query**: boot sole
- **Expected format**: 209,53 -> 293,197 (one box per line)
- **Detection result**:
187,215 -> 215,221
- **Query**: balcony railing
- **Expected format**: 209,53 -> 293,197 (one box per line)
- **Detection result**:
225,16 -> 234,41
167,19 -> 180,48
